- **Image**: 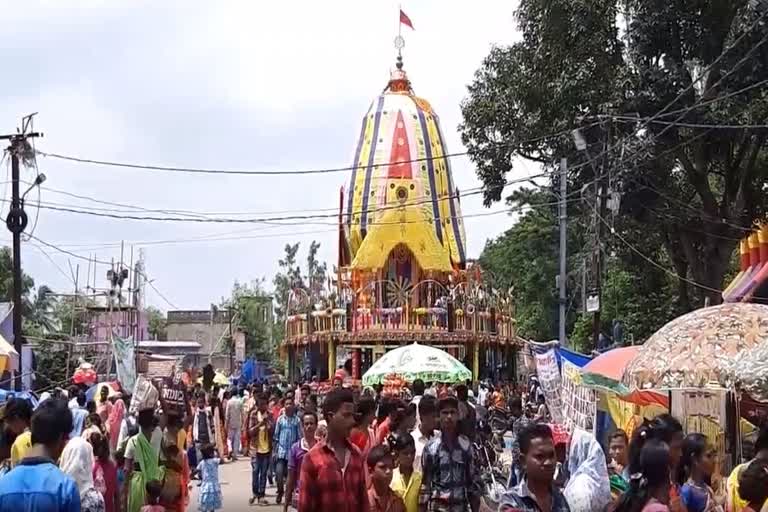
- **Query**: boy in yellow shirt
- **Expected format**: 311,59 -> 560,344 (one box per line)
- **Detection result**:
727,429 -> 768,512
390,432 -> 422,512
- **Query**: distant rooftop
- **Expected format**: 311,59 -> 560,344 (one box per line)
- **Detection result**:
138,341 -> 201,349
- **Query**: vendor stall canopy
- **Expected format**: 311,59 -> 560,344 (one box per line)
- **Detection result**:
622,303 -> 768,391
341,55 -> 467,273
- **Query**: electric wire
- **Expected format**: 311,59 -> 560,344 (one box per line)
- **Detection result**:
0,172 -> 552,225
36,122 -> 601,177
29,198 -> 583,254
29,235 -> 179,310
593,208 -> 724,294
28,242 -> 77,285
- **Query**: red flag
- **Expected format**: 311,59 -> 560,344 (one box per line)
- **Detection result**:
399,9 -> 414,30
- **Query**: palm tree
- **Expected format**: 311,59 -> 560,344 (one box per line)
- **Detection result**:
27,285 -> 58,334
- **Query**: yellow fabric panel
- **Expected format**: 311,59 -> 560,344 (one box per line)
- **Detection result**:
349,110 -> 378,256
350,206 -> 452,272
605,394 -> 666,438
424,115 -> 464,266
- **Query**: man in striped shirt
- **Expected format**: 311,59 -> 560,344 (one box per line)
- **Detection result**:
273,396 -> 302,505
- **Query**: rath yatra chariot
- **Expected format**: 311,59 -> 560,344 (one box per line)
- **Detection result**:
281,52 -> 518,383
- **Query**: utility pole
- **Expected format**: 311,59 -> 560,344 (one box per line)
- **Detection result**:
1,122 -> 42,391
558,158 -> 568,346
591,120 -> 611,350
573,118 -> 611,351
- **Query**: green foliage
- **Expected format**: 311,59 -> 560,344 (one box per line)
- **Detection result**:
306,241 -> 328,300
145,306 -> 167,340
479,189 -> 681,347
33,337 -> 69,391
51,294 -> 95,336
229,279 -> 273,361
273,243 -> 302,323
26,285 -> 57,334
0,247 -> 34,304
480,195 -> 562,341
461,0 -> 768,308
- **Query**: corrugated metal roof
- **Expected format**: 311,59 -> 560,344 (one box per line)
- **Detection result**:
137,341 -> 201,349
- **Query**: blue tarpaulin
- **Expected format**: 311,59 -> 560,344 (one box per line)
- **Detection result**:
557,347 -> 592,368
240,358 -> 255,384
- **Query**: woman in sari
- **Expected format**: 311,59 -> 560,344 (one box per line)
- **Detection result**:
159,414 -> 190,512
210,396 -> 228,460
60,437 -> 106,512
107,398 -> 125,453
564,428 -> 613,512
123,409 -> 163,512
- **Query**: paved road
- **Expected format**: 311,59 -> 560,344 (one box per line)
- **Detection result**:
189,457 -> 284,512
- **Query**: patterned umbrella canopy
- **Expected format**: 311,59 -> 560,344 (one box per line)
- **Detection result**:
724,342 -> 768,402
362,342 -> 472,386
622,303 -> 768,390
582,346 -> 641,394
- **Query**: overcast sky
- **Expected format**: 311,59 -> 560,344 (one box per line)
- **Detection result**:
0,1 -> 540,311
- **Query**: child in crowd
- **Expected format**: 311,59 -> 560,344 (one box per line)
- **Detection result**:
738,459 -> 768,512
141,480 -> 165,512
115,449 -> 126,491
390,433 -> 422,512
678,433 -> 723,512
91,433 -> 118,512
613,439 -> 672,512
197,444 -> 223,511
367,445 -> 406,512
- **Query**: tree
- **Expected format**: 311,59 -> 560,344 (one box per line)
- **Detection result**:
461,0 -> 768,308
33,337 -> 69,391
273,243 -> 302,327
0,247 -> 34,304
226,279 -> 275,365
26,285 -> 57,334
480,190 -> 576,341
145,306 -> 167,340
51,294 -> 95,336
306,241 -> 328,301
480,187 -> 680,348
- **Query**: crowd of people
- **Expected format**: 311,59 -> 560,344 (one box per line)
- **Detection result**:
0,375 -> 767,512
0,383 -> 196,512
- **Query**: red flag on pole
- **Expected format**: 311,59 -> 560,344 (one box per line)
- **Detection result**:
399,9 -> 414,30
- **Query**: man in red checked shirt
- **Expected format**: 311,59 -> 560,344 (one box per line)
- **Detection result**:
297,387 -> 369,512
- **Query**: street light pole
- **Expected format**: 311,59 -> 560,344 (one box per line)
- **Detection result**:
1,127 -> 42,391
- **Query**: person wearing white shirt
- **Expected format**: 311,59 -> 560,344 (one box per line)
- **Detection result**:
410,395 -> 438,473
225,389 -> 244,460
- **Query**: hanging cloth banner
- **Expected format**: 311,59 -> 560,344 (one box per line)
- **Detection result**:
535,348 -> 564,424
560,359 -> 596,433
113,332 -> 136,393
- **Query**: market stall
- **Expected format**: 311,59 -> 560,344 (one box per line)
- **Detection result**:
621,303 -> 768,466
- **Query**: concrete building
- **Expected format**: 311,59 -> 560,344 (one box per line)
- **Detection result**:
166,310 -> 231,365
